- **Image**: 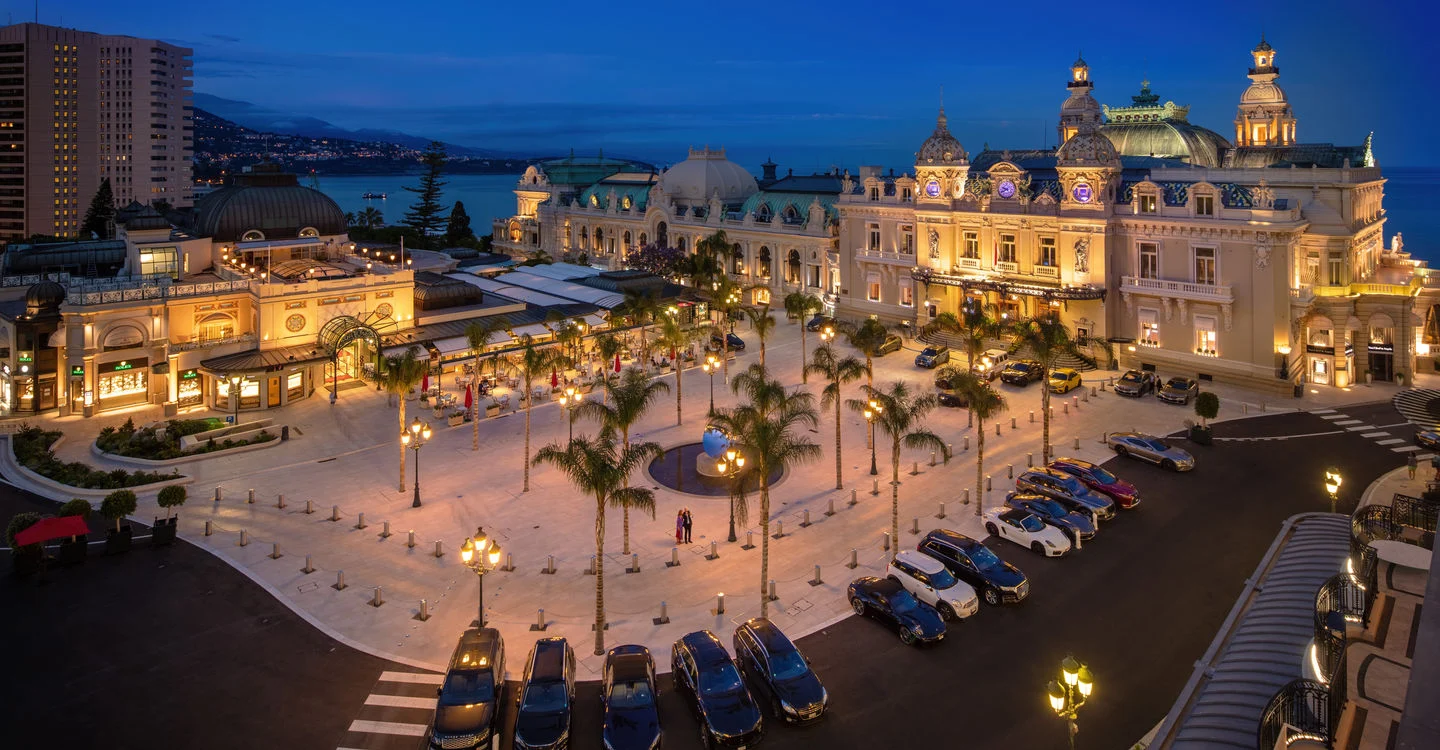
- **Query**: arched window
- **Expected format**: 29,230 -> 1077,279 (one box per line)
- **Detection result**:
756,204 -> 772,222
732,243 -> 744,274
197,313 -> 236,343
783,205 -> 799,223
622,230 -> 632,253
102,324 -> 146,351
638,232 -> 648,247
580,227 -> 589,250
677,236 -> 687,253
758,246 -> 772,278
298,227 -> 319,238
509,220 -> 522,243
656,222 -> 668,248
595,228 -> 605,253
242,230 -> 265,241
786,250 -> 801,283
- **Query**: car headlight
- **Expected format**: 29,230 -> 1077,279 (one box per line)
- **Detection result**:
911,624 -> 924,635
782,701 -> 799,715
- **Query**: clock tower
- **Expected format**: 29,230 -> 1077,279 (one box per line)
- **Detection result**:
1058,54 -> 1102,145
915,105 -> 969,203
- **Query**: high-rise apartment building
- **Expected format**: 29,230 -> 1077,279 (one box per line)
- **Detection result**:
0,22 -> 191,242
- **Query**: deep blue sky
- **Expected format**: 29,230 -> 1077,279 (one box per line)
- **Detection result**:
19,0 -> 1437,169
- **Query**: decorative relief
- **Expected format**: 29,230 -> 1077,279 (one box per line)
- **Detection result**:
1176,299 -> 1188,324
1073,237 -> 1090,273
1223,304 -> 1233,331
285,314 -> 306,332
928,228 -> 940,259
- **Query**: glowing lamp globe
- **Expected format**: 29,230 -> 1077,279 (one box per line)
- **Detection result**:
702,426 -> 731,458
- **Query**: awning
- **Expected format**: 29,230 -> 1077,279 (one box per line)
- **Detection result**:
13,515 -> 90,546
433,336 -> 471,356
382,344 -> 426,358
200,344 -> 329,374
583,314 -> 609,329
510,322 -> 551,340
488,331 -> 515,348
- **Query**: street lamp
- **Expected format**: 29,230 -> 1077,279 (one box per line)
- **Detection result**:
865,399 -> 882,476
227,373 -> 242,425
819,325 -> 834,343
558,388 -> 583,442
1046,655 -> 1094,750
723,447 -> 746,542
460,528 -> 503,627
702,354 -> 720,415
400,417 -> 432,508
1324,467 -> 1343,514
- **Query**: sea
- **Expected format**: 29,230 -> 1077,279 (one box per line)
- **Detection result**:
314,167 -> 1440,265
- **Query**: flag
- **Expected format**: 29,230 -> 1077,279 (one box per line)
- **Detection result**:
993,235 -> 1000,266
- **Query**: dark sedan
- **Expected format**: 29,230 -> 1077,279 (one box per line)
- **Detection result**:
1157,376 -> 1199,405
602,646 -> 661,750
710,332 -> 746,351
1013,468 -> 1116,521
1113,369 -> 1157,397
805,314 -> 836,332
1049,457 -> 1140,509
1000,360 -> 1043,386
734,618 -> 828,724
917,529 -> 1029,605
1004,492 -> 1096,544
514,637 -> 575,750
937,389 -> 968,408
671,630 -> 763,749
846,576 -> 946,645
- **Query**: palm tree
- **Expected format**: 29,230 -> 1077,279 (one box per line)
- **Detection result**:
357,206 -> 384,229
712,369 -> 820,617
656,315 -> 696,426
574,368 -> 669,554
505,336 -> 569,492
952,371 -> 1008,517
620,289 -> 661,363
592,332 -> 624,405
1010,315 -> 1077,464
849,382 -> 951,547
744,305 -> 776,369
377,348 -> 428,492
464,317 -> 509,451
805,343 -> 867,490
784,292 -> 823,384
533,429 -> 661,656
842,317 -> 889,392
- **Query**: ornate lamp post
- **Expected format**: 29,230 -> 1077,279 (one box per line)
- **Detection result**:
702,354 -> 720,415
227,373 -> 243,424
865,399 -> 882,476
459,528 -> 503,627
1324,467 -> 1343,514
558,387 -> 582,442
722,447 -> 746,542
1046,655 -> 1094,750
400,417 -> 432,508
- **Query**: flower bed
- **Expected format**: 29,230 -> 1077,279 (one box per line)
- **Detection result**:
96,417 -> 274,460
12,425 -> 181,489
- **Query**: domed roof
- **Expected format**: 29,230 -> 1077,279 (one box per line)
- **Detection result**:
1101,120 -> 1232,167
194,166 -> 347,242
24,281 -> 65,314
1058,127 -> 1120,167
658,147 -> 758,204
1241,81 -> 1286,104
917,107 -> 967,165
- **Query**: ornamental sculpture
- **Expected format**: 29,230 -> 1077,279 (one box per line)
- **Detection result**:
1073,237 -> 1090,273
928,228 -> 940,259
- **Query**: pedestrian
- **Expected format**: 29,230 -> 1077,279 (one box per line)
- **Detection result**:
675,510 -> 685,545
1408,453 -> 1418,480
1431,454 -> 1440,481
683,508 -> 693,543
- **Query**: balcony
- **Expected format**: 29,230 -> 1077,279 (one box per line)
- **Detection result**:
855,248 -> 917,266
169,332 -> 257,354
1312,277 -> 1423,298
1120,275 -> 1234,304
1033,265 -> 1060,279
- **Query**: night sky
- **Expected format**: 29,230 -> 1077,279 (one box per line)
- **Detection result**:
20,0 -> 1436,168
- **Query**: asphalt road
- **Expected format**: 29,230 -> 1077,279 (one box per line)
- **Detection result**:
1,399 -> 1415,749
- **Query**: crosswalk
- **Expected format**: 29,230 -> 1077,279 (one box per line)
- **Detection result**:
1311,407 -> 1431,458
336,670 -> 442,750
1392,389 -> 1440,430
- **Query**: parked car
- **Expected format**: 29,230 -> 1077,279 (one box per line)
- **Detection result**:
514,637 -> 576,750
1113,369 -> 1158,397
1048,457 -> 1141,509
1048,367 -> 1083,393
805,314 -> 835,332
1004,492 -> 1096,543
428,628 -> 505,750
1157,376 -> 1200,405
1417,428 -> 1440,451
671,630 -> 764,749
915,345 -> 951,368
982,508 -> 1072,556
1000,359 -> 1044,386
972,348 -> 1010,381
876,333 -> 904,356
846,576 -> 947,645
1107,431 -> 1196,471
916,529 -> 1029,606
733,618 -> 828,724
936,389 -> 969,408
885,549 -> 980,621
601,646 -> 662,750
709,332 -> 746,351
1013,468 -> 1116,521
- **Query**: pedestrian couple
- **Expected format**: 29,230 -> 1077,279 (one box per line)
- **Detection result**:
675,508 -> 693,544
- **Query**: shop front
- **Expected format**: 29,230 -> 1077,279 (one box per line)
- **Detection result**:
177,368 -> 204,407
97,357 -> 150,410
200,344 -> 326,412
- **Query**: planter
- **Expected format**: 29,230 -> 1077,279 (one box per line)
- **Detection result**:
57,536 -> 89,566
485,404 -> 501,418
151,517 -> 177,547
1189,425 -> 1213,446
447,414 -> 465,427
10,549 -> 43,577
105,525 -> 133,555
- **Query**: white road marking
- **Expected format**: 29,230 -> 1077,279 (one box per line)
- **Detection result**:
1333,419 -> 1363,426
1318,414 -> 1349,420
1360,432 -> 1390,438
1311,409 -> 1337,414
379,671 -> 443,685
1376,438 -> 1407,445
1392,445 -> 1423,453
347,720 -> 428,737
365,694 -> 438,710
1345,425 -> 1378,431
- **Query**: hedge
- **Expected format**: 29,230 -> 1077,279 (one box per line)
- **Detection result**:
12,425 -> 180,489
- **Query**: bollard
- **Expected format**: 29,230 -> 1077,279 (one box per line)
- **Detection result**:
239,529 -> 249,547
1007,464 -> 1013,479
355,512 -> 366,530
215,486 -> 222,502
1082,390 -> 1089,403
1030,410 -> 1035,423
773,520 -> 785,539
587,555 -> 597,575
1063,403 -> 1069,415
1073,436 -> 1080,449
963,488 -> 971,505
1073,396 -> 1079,410
247,488 -> 255,504
715,592 -> 726,615
371,587 -> 384,608
1011,417 -> 1017,430
871,478 -> 880,496
825,498 -> 836,517
380,521 -> 392,539
333,570 -> 347,591
269,542 -> 281,560
1050,408 -> 1056,419
930,450 -> 937,467
530,608 -> 545,631
407,530 -> 416,549
434,540 -> 443,558
995,423 -> 1001,437
668,547 -> 680,568
1261,402 -> 1267,412
1243,402 -> 1249,414
801,509 -> 812,528
302,554 -> 315,574
743,530 -> 755,550
911,460 -> 919,476
1027,452 -> 1034,467
502,552 -> 514,572
656,601 -> 671,625
883,531 -> 892,551
1100,379 -> 1107,391
305,500 -> 314,515
963,435 -> 970,452
811,565 -> 824,587
330,505 -> 341,522
418,599 -> 431,622
847,548 -> 859,569
850,488 -> 858,506
911,516 -> 920,535
277,493 -> 286,509
542,554 -> 556,574
986,475 -> 992,491
707,541 -> 719,560
938,502 -> 947,519
204,520 -> 212,536
769,579 -> 779,600
628,553 -> 640,574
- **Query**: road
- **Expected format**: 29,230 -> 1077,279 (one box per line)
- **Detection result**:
1,399 -> 1416,749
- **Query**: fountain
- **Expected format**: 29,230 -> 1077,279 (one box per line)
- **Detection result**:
646,425 -> 783,497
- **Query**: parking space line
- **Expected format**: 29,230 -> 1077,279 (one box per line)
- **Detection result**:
1333,419 -> 1363,426
347,720 -> 428,737
1311,409 -> 1337,414
378,671 -> 443,685
365,694 -> 438,710
1345,425 -> 1378,431
1360,432 -> 1390,438
1318,414 -> 1348,420
1376,438 -> 1407,445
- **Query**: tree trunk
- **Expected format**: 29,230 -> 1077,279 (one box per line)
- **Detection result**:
759,480 -> 770,618
675,357 -> 682,426
834,392 -> 844,490
865,358 -> 874,449
594,493 -> 606,656
1041,364 -> 1052,464
759,338 -> 766,368
472,353 -> 481,451
622,427 -> 631,555
890,442 -> 901,547
800,326 -> 808,384
974,417 -> 985,516
523,375 -> 532,492
722,335 -> 730,384
398,396 -> 407,492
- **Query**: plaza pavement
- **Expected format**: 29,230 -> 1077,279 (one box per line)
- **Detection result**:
11,322 -> 1422,676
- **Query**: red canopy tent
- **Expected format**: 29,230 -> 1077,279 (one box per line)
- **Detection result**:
13,515 -> 90,546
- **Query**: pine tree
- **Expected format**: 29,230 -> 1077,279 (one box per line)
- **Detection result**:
445,200 -> 473,244
81,179 -> 115,239
403,141 -> 449,240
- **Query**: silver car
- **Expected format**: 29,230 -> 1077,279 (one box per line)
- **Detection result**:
1107,432 -> 1195,471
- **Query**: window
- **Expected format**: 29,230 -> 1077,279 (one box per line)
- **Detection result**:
1194,315 -> 1218,356
1139,243 -> 1159,279
900,285 -> 914,307
1038,237 -> 1057,267
298,227 -> 319,238
1328,255 -> 1344,286
808,264 -> 821,288
241,229 -> 264,241
901,225 -> 914,255
197,313 -> 235,342
758,247 -> 771,278
869,186 -> 880,201
1193,247 -> 1216,285
1138,193 -> 1157,213
999,234 -> 1016,264
1194,194 -> 1214,217
963,232 -> 979,259
866,273 -> 881,302
138,245 -> 178,277
786,250 -> 801,284
867,223 -> 880,252
1139,309 -> 1160,347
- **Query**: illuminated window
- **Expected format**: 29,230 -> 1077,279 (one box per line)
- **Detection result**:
866,272 -> 881,302
900,285 -> 914,307
1138,193 -> 1157,213
138,246 -> 178,278
1139,243 -> 1159,279
1328,255 -> 1344,286
1193,247 -> 1216,285
1139,309 -> 1160,347
900,225 -> 914,255
1194,315 -> 1218,356
999,234 -> 1016,264
867,224 -> 880,252
242,229 -> 264,241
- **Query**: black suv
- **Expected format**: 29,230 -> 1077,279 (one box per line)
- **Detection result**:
514,637 -> 576,750
917,529 -> 1029,605
428,628 -> 505,750
672,630 -> 763,748
602,645 -> 661,750
1013,468 -> 1116,521
1004,492 -> 1096,544
734,617 -> 828,724
806,314 -> 836,332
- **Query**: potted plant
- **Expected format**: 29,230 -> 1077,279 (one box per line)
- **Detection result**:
6,512 -> 43,577
154,485 -> 186,546
56,498 -> 92,565
101,489 -> 138,555
447,408 -> 465,427
1191,391 -> 1219,445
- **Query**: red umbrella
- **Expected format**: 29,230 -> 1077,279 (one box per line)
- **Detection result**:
464,384 -> 473,410
13,515 -> 90,546
421,373 -> 430,392
550,369 -> 559,389
614,353 -> 622,373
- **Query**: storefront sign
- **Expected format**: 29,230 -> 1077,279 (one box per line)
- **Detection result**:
1368,343 -> 1394,353
18,351 -> 33,363
100,357 -> 149,374
1306,345 -> 1335,356
69,365 -> 85,377
180,369 -> 199,380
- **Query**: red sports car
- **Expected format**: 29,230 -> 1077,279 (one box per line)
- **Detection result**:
1048,458 -> 1140,509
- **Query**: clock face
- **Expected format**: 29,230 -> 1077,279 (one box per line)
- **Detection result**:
1072,183 -> 1093,203
924,179 -> 942,198
997,180 -> 1016,199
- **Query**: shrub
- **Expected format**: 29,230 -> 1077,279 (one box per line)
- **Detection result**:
100,490 -> 138,532
58,498 -> 92,519
156,485 -> 187,519
6,511 -> 42,552
1194,392 -> 1220,428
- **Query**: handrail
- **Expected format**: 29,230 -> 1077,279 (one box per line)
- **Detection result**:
1258,678 -> 1331,750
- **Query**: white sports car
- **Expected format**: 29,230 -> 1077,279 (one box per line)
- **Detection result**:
885,549 -> 981,621
983,508 -> 1073,557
